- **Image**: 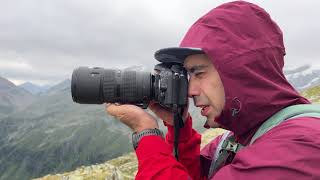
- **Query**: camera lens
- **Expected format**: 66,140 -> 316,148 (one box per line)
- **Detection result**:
71,67 -> 152,105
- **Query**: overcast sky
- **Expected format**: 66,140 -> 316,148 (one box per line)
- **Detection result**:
0,0 -> 319,85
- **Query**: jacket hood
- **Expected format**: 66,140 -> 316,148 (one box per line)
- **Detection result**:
180,1 -> 310,145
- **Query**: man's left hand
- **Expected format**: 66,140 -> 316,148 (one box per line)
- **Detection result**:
105,103 -> 159,133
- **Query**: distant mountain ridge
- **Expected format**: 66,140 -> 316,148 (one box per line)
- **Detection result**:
19,82 -> 51,95
0,76 -> 16,90
46,79 -> 71,95
285,64 -> 320,91
0,76 -> 36,118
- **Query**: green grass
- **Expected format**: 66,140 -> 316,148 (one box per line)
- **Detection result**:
301,86 -> 320,103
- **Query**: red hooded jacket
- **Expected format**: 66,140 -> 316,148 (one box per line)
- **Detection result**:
135,1 -> 320,179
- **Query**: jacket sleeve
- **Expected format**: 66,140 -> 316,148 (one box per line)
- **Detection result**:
135,115 -> 202,180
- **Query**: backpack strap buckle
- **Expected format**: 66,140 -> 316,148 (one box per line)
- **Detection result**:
221,136 -> 242,153
221,139 -> 240,153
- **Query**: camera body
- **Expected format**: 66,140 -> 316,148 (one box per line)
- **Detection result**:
71,63 -> 188,109
153,63 -> 188,109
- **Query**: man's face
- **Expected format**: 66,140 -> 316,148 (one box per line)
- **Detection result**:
184,54 -> 225,128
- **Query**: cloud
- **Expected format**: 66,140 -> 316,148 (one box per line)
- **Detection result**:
0,0 -> 319,85
0,61 -> 33,71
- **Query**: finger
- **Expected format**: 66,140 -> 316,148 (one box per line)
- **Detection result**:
105,103 -> 114,115
105,103 -> 112,114
106,103 -> 124,116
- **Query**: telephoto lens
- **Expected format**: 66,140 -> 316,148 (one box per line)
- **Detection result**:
71,67 -> 152,107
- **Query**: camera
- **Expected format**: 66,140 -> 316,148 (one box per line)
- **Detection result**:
71,63 -> 188,109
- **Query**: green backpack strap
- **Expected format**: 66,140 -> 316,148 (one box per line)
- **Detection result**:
249,104 -> 320,145
208,132 -> 244,178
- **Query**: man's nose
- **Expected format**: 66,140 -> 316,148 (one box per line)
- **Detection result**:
188,79 -> 200,98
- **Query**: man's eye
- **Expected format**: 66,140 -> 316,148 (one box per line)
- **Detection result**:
195,72 -> 204,77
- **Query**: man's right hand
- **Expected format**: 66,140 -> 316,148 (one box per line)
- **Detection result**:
148,100 -> 189,126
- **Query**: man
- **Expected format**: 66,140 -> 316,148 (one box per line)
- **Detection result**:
106,1 -> 320,179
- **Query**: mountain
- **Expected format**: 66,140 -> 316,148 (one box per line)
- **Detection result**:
0,78 -> 207,180
0,76 -> 36,118
285,65 -> 320,91
46,79 -> 71,95
19,82 -> 51,95
0,79 -> 134,180
0,76 -> 16,90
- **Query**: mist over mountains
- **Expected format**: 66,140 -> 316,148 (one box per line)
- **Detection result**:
284,64 -> 320,91
0,64 -> 319,180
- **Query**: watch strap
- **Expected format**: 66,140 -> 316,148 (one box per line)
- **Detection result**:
132,128 -> 164,150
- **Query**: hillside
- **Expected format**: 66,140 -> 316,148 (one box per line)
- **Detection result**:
19,82 -> 51,95
34,128 -> 226,180
0,76 -> 36,118
301,85 -> 320,103
0,80 -> 133,180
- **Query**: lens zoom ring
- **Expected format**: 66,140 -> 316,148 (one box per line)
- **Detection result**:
122,71 -> 137,102
103,70 -> 116,101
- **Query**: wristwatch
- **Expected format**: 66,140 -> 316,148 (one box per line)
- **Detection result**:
132,128 -> 164,150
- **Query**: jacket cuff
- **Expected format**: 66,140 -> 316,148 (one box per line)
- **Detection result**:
135,136 -> 172,161
166,114 -> 193,143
